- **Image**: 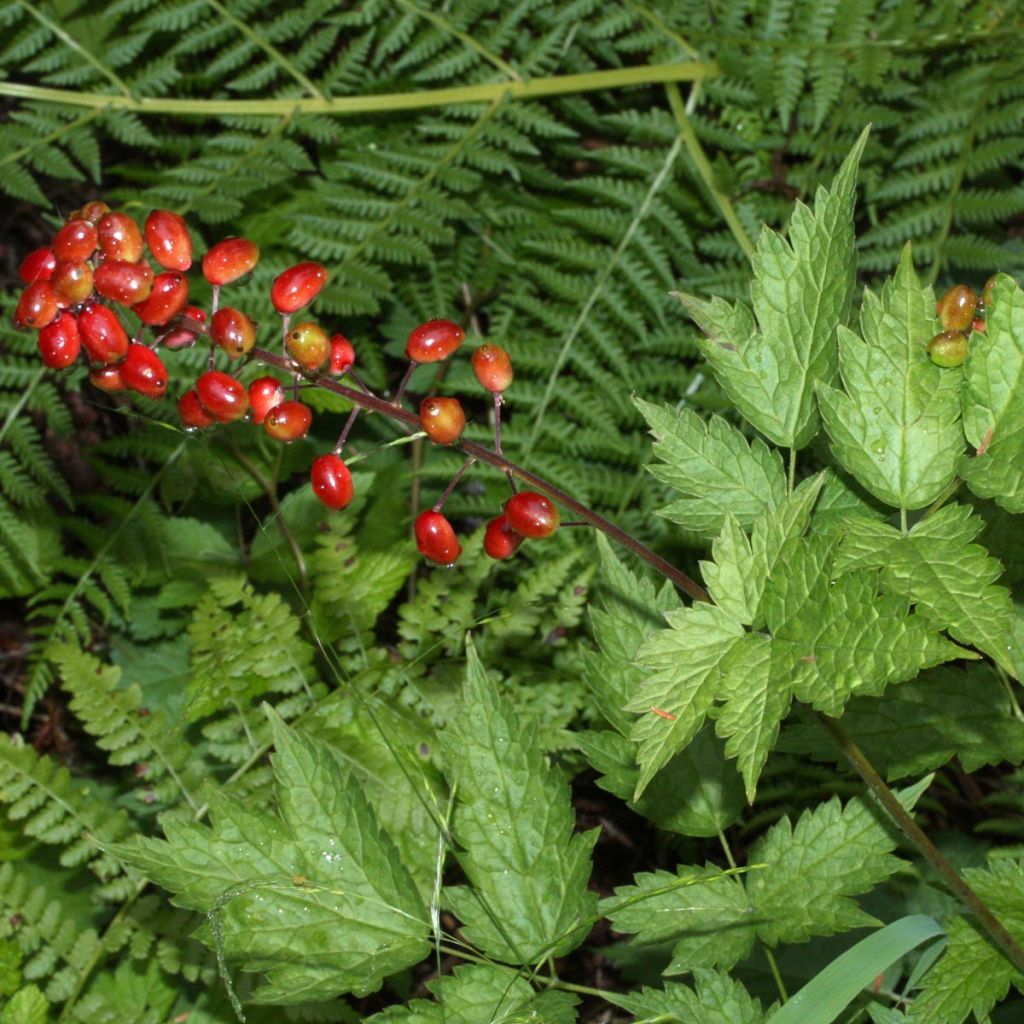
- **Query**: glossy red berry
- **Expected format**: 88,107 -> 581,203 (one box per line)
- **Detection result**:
328,333 -> 355,375
310,454 -> 353,510
211,307 -> 257,359
196,370 -> 249,422
97,212 -> 144,262
145,209 -> 193,271
471,344 -> 513,392
52,218 -> 98,262
50,260 -> 94,307
178,389 -> 215,429
133,272 -> 188,326
15,282 -> 60,329
202,237 -> 259,286
504,491 -> 559,538
120,344 -> 169,398
78,303 -> 130,363
264,400 -> 312,441
89,363 -> 126,393
927,330 -> 968,368
483,514 -> 524,560
79,200 -> 111,224
419,396 -> 465,444
94,260 -> 154,306
405,319 -> 464,364
19,246 -> 57,284
286,321 -> 330,371
935,284 -> 977,332
248,376 -> 286,425
271,262 -> 327,315
415,510 -> 461,565
37,312 -> 81,369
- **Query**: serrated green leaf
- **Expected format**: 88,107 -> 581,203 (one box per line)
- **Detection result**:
608,970 -> 766,1024
959,273 -> 1024,512
836,505 -> 1015,675
116,708 -> 430,1002
679,127 -> 868,449
1,985 -> 48,1024
817,244 -> 964,509
779,664 -> 1024,779
578,726 -> 743,838
442,643 -> 597,963
584,533 -> 681,736
635,398 -> 786,538
911,859 -> 1024,1024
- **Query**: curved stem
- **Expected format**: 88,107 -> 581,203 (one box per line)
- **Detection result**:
250,347 -> 709,602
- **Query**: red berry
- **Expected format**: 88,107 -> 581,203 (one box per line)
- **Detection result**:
211,307 -> 257,359
248,376 -> 286,425
178,389 -> 215,429
504,491 -> 559,538
972,317 -> 986,333
79,200 -> 111,224
271,262 -> 327,315
328,333 -> 355,375
94,260 -> 154,306
196,370 -> 249,422
935,284 -> 978,332
145,209 -> 193,271
202,237 -> 259,286
405,319 -> 464,363
52,218 -> 98,262
264,400 -> 312,441
286,321 -> 330,371
78,303 -> 130,364
19,246 -> 57,284
419,396 -> 466,444
483,514 -> 524,560
120,343 -> 168,399
50,260 -> 95,307
310,454 -> 354,510
37,312 -> 81,369
415,510 -> 461,565
133,272 -> 188,326
471,344 -> 513,392
97,212 -> 145,262
89,363 -> 126,393
14,282 -> 60,329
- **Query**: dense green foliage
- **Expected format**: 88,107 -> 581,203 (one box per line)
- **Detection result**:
3,1 -> 1024,1022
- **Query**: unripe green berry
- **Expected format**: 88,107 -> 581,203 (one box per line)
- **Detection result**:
927,330 -> 968,368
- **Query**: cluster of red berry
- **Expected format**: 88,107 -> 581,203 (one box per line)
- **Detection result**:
928,277 -> 995,367
13,201 -> 563,567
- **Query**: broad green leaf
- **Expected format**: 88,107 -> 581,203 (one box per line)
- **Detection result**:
779,664 -> 1024,779
808,468 -> 889,536
116,708 -> 430,1002
635,398 -> 786,537
678,127 -> 868,449
817,244 -> 964,510
442,644 -> 597,963
608,970 -> 766,1024
767,916 -> 944,1024
577,726 -> 744,837
1,986 -> 48,1024
364,963 -> 578,1024
911,859 -> 1024,1024
960,273 -> 1024,512
584,532 -> 680,736
837,505 -> 1015,675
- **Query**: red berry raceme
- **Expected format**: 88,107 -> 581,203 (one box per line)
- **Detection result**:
471,344 -> 513,392
310,454 -> 353,510
248,376 -> 286,424
328,334 -> 355,375
505,491 -> 559,538
405,319 -> 464,363
271,262 -> 327,314
202,237 -> 259,286
196,370 -> 249,422
419,396 -> 466,444
145,209 -> 193,271
264,400 -> 312,441
415,510 -> 461,566
483,514 -> 524,560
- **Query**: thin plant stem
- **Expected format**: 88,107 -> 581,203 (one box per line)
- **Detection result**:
788,448 -> 797,493
493,392 -> 516,491
393,362 -> 417,408
333,407 -> 361,453
432,457 -> 477,512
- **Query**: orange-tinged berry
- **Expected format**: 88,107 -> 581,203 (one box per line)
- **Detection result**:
935,284 -> 978,332
202,237 -> 259,286
271,262 -> 327,314
263,400 -> 312,441
211,306 -> 257,359
15,282 -> 60,329
286,321 -> 330,371
79,200 -> 111,224
405,319 -> 464,363
419,396 -> 465,444
94,260 -> 153,306
50,260 -> 95,307
471,343 -> 513,392
97,212 -> 145,262
145,209 -> 193,271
